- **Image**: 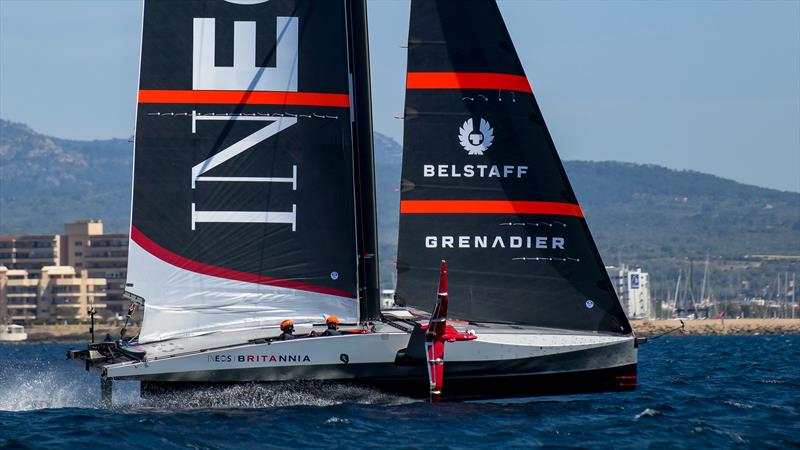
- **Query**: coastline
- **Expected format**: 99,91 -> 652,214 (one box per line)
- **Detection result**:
12,324 -> 140,344
4,319 -> 800,344
630,319 -> 800,337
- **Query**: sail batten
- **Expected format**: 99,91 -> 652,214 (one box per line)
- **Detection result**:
396,0 -> 632,335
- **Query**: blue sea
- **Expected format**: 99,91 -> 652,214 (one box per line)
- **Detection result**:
1,336 -> 798,449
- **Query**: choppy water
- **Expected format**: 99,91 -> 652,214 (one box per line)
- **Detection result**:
1,336 -> 798,449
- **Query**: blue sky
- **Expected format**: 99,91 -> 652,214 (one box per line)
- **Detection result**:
1,0 -> 798,192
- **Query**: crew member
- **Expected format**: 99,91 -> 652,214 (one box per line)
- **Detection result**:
278,319 -> 296,340
321,316 -> 341,336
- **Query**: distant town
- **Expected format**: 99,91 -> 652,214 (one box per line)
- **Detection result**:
0,220 -> 127,324
0,219 -> 797,325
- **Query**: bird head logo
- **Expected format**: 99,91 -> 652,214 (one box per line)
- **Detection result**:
458,118 -> 494,156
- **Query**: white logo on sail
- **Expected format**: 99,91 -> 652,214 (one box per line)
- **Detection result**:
193,16 -> 298,91
458,118 -> 494,156
190,113 -> 298,232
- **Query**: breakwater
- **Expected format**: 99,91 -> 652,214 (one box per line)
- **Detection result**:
631,319 -> 800,336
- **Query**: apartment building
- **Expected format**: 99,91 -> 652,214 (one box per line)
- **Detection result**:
0,220 -> 129,320
0,265 -> 107,323
0,235 -> 61,276
0,267 -> 37,322
62,220 -> 129,317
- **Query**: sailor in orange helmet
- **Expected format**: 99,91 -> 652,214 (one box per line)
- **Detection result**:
321,315 -> 341,336
278,319 -> 296,340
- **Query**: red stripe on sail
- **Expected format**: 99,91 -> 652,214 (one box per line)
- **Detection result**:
130,226 -> 355,298
138,90 -> 351,107
399,200 -> 584,217
406,72 -> 532,93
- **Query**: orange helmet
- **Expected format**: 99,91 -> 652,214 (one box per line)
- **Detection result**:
325,315 -> 340,325
280,319 -> 294,331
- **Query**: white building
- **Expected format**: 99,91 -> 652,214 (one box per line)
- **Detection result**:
607,265 -> 653,319
380,289 -> 396,309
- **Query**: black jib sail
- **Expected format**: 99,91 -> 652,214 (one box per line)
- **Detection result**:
395,0 -> 632,334
128,0 -> 368,343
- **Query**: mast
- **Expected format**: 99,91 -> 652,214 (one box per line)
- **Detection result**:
673,267 -> 682,316
700,255 -> 709,303
792,272 -> 797,319
687,260 -> 698,315
785,271 -> 790,318
346,0 -> 381,321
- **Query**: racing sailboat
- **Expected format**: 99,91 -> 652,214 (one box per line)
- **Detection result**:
69,0 -> 639,403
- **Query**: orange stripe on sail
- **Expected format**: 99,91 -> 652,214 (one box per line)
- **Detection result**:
399,200 -> 583,217
406,72 -> 532,93
138,90 -> 351,107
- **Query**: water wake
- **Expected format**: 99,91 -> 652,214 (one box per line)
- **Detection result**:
0,366 -> 97,411
633,408 -> 660,421
132,381 -> 414,410
0,362 -> 412,411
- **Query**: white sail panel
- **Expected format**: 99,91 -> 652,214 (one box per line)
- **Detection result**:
131,241 -> 358,344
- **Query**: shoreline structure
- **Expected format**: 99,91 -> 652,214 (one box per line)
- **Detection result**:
7,319 -> 800,343
631,319 -> 800,337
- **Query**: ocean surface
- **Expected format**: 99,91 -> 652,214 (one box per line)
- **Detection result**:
1,336 -> 798,449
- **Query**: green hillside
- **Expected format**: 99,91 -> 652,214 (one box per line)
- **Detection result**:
564,161 -> 799,302
568,160 -> 799,261
0,120 -> 131,233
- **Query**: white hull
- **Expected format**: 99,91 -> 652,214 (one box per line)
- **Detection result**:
0,326 -> 27,342
99,322 -> 638,399
0,333 -> 27,342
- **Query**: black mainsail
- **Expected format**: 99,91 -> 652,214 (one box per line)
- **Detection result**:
128,0 -> 378,343
395,0 -> 632,334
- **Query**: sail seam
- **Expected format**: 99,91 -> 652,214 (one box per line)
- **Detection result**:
406,72 -> 532,93
130,226 -> 356,298
399,200 -> 583,217
138,90 -> 351,107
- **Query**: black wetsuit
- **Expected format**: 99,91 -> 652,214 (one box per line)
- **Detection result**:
321,328 -> 340,336
278,332 -> 296,340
